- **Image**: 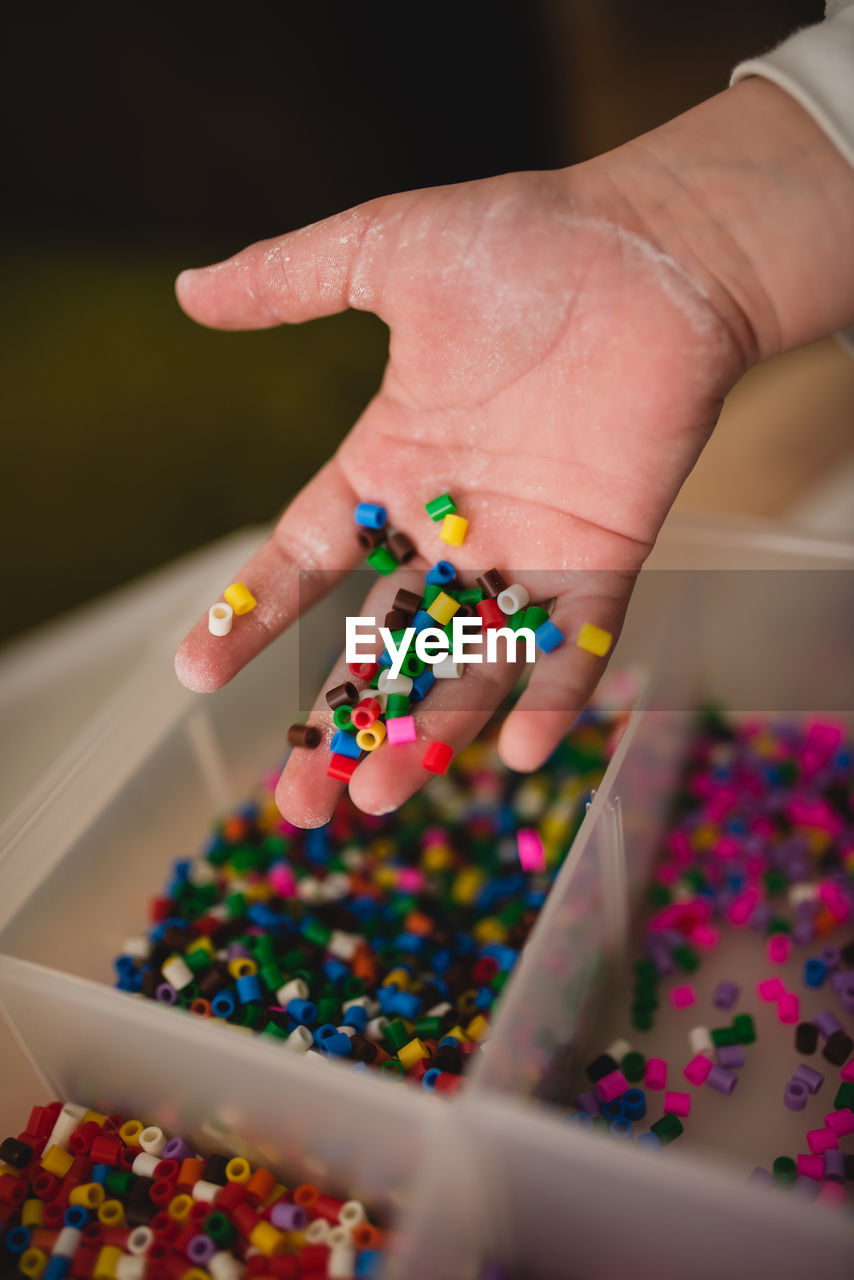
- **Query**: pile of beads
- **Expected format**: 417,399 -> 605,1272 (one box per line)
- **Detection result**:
115,708 -> 624,1089
296,494 -> 612,785
0,1100 -> 385,1279
567,711 -> 853,1202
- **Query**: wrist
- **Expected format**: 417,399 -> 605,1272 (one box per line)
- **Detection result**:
598,77 -> 854,367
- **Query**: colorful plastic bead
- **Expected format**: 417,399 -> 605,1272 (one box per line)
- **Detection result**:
208,603 -> 234,637
366,546 -> 397,575
683,1054 -> 713,1086
386,716 -> 417,746
663,1091 -> 691,1118
327,755 -> 359,783
426,591 -> 460,626
645,1058 -> 667,1090
496,584 -> 529,615
795,1022 -> 818,1055
287,724 -> 320,749
223,582 -> 256,616
575,622 -> 612,657
354,502 -> 386,529
425,493 -> 456,521
423,741 -> 453,774
784,1079 -> 808,1111
669,984 -> 696,1010
439,514 -> 468,546
534,620 -> 565,654
516,829 -> 545,873
712,980 -> 739,1010
706,1065 -> 737,1095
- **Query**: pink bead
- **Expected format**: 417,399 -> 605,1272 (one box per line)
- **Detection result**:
806,1127 -> 838,1156
517,829 -> 545,873
269,864 -> 298,897
817,1182 -> 846,1207
712,835 -> 740,860
595,1070 -> 629,1103
690,924 -> 720,950
663,1091 -> 691,1118
683,1054 -> 713,1086
824,1109 -> 854,1137
777,991 -> 800,1024
796,1153 -> 825,1181
766,934 -> 791,965
727,889 -> 760,926
396,867 -> 424,892
840,1060 -> 854,1082
386,715 -> 417,745
756,977 -> 785,1002
645,1058 -> 667,1090
669,984 -> 696,1010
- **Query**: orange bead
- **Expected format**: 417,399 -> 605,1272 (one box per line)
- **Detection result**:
246,1167 -> 276,1204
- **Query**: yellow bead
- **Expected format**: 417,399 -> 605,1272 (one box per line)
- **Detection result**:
426,591 -> 460,626
451,868 -> 485,906
445,1025 -> 468,1043
356,721 -> 386,752
225,1156 -> 251,1184
398,1038 -> 429,1071
249,1220 -> 286,1256
382,968 -> 411,990
265,1182 -> 288,1208
421,844 -> 453,872
223,581 -> 256,615
40,1145 -> 74,1178
98,1199 -> 125,1226
439,514 -> 468,546
118,1119 -> 143,1147
244,883 -> 273,902
168,1193 -> 194,1222
93,1246 -> 123,1280
373,867 -> 398,889
21,1199 -> 44,1229
227,957 -> 258,979
19,1248 -> 47,1279
575,622 -> 612,657
186,938 -> 215,959
69,1182 -> 106,1209
466,1014 -> 489,1042
472,918 -> 506,944
82,1110 -> 108,1127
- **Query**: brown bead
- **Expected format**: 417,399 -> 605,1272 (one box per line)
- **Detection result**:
384,609 -> 410,631
476,568 -> 508,598
393,588 -> 422,616
454,602 -> 476,619
356,526 -> 387,551
287,723 -> 321,749
325,682 -> 359,711
386,531 -> 417,564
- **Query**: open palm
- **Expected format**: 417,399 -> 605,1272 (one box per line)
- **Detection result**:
175,165 -> 745,826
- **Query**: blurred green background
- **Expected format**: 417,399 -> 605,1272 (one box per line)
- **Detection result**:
0,0 -> 820,644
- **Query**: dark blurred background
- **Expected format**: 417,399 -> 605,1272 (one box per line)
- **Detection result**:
0,0 -> 827,643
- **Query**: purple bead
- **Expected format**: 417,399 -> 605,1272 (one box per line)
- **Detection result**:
793,1064 -> 824,1094
226,943 -> 253,960
162,1136 -> 193,1162
187,1236 -> 217,1265
830,969 -> 851,994
791,921 -> 814,946
749,903 -> 773,932
574,1090 -> 600,1117
823,1149 -> 846,1183
813,1010 -> 843,1040
819,946 -> 840,972
842,988 -> 854,1016
749,1167 -> 773,1186
713,980 -> 740,1011
792,1175 -> 818,1199
155,983 -> 178,1004
716,1044 -> 745,1070
783,1079 -> 808,1111
271,1202 -> 308,1231
707,1065 -> 737,1095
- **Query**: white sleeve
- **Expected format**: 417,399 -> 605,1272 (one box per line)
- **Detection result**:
731,2 -> 854,355
731,2 -> 854,169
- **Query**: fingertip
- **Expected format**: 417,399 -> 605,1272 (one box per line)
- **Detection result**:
174,641 -> 220,694
275,768 -> 340,830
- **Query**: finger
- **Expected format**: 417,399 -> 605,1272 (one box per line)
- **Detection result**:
497,572 -> 637,772
175,191 -> 419,331
174,456 -> 362,693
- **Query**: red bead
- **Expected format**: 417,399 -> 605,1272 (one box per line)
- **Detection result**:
31,1170 -> 60,1201
66,1155 -> 93,1188
43,1200 -> 66,1228
327,753 -> 359,782
476,598 -> 504,629
232,1202 -> 260,1236
0,1175 -> 27,1207
90,1135 -> 122,1165
312,1193 -> 345,1224
349,661 -> 379,681
149,1179 -> 175,1208
174,1223 -> 198,1255
27,1106 -> 56,1140
423,740 -> 454,774
101,1116 -> 125,1135
71,1246 -> 98,1279
216,1182 -> 247,1212
82,1222 -> 104,1246
189,1201 -> 209,1228
150,1212 -> 180,1242
471,957 -> 500,984
155,1159 -> 180,1182
351,698 -> 381,730
68,1122 -> 101,1155
150,896 -> 172,923
434,1072 -> 465,1095
116,1147 -> 136,1173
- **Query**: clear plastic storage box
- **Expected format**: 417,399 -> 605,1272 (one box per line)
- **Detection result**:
1,513 -> 852,1278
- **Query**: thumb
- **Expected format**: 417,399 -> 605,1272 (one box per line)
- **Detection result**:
175,192 -> 415,331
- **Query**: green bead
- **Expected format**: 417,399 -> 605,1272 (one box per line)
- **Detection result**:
230,847 -> 266,873
634,959 -> 658,984
763,870 -> 787,897
105,1169 -> 135,1196
732,1013 -> 755,1044
507,610 -> 527,632
260,963 -> 283,992
421,584 -> 442,607
367,546 -> 398,575
282,947 -> 307,970
204,1212 -> 236,1248
184,948 -> 211,975
457,586 -> 483,605
766,916 -> 792,936
400,652 -> 424,679
316,997 -> 341,1025
341,976 -> 365,999
490,971 -> 509,994
302,921 -> 332,948
710,1026 -> 740,1048
333,706 -> 354,731
225,892 -> 247,918
647,885 -> 672,908
772,1156 -> 797,1185
380,1058 -> 406,1078
630,1006 -> 654,1032
522,605 -> 549,631
632,986 -> 658,1012
176,982 -> 200,1008
833,1081 -> 854,1111
621,1051 -> 646,1083
369,670 -> 381,688
384,1019 -> 410,1052
239,1004 -> 264,1029
415,1016 -> 442,1038
681,869 -> 706,892
261,1019 -> 289,1040
592,1115 -> 611,1132
385,694 -> 409,720
650,1114 -> 683,1145
425,493 -> 456,521
672,945 -> 699,972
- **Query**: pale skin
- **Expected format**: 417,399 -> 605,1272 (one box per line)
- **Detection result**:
175,78 -> 854,827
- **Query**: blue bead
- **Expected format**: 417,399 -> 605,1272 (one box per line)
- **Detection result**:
378,650 -> 393,668
411,669 -> 436,701
315,1026 -> 352,1056
330,730 -> 362,760
438,1036 -> 460,1050
638,1131 -> 662,1151
475,987 -> 495,1010
609,1119 -> 634,1139
354,502 -> 387,529
356,1249 -> 384,1278
342,1005 -> 367,1033
411,609 -> 435,633
323,959 -> 350,984
432,949 -> 452,973
534,619 -> 565,653
394,932 -> 426,954
64,1206 -> 88,1229
350,1060 -> 370,1073
248,904 -> 280,929
602,1098 -> 626,1120
5,1226 -> 30,1256
286,998 -> 317,1025
422,1068 -> 441,1090
211,991 -> 236,1019
305,827 -> 331,861
92,1164 -> 110,1185
44,1259 -> 71,1280
624,1088 -> 647,1120
570,1111 -> 593,1129
236,974 -> 262,1005
425,560 -> 456,585
388,991 -> 420,1019
804,958 -> 826,988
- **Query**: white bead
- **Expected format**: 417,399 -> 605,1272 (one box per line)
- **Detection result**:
377,670 -> 413,695
126,1227 -> 154,1256
209,1252 -> 246,1280
54,1227 -> 82,1258
789,882 -> 819,906
328,1244 -> 356,1280
191,1179 -> 220,1203
120,935 -> 150,960
276,978 -> 308,1005
369,690 -> 388,712
132,1152 -> 160,1179
208,602 -> 234,636
339,1200 -> 366,1227
342,996 -> 371,1012
286,1025 -> 313,1053
432,655 -> 464,679
116,1257 -> 146,1280
161,955 -> 194,990
496,584 -> 529,614
138,1125 -> 166,1156
341,846 -> 366,869
426,1001 -> 452,1018
366,1016 -> 389,1040
305,1218 -> 330,1243
328,1226 -> 352,1249
47,1103 -> 87,1152
321,874 -> 353,902
296,876 -> 325,902
328,930 -> 361,960
689,1026 -> 713,1056
606,1038 -> 632,1062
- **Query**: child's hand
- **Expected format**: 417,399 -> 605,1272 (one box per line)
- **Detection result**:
174,79 -> 854,826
